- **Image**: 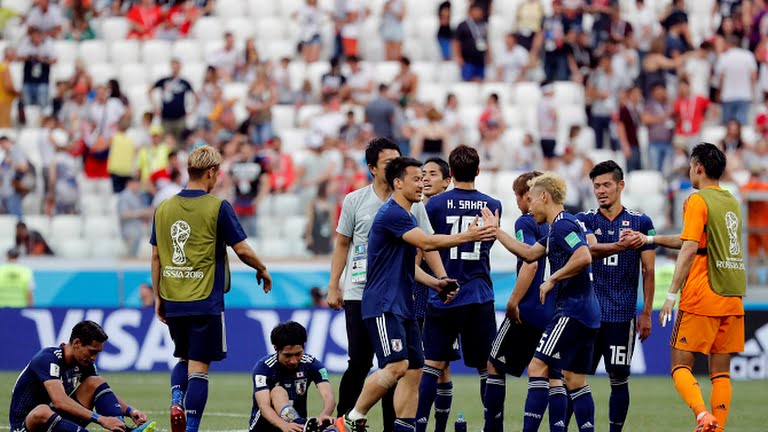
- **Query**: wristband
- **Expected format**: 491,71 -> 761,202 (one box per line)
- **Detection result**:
646,235 -> 654,245
91,413 -> 100,423
667,292 -> 677,301
125,406 -> 133,417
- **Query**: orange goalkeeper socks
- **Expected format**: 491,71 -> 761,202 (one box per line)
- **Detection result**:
710,373 -> 732,428
672,365 -> 707,417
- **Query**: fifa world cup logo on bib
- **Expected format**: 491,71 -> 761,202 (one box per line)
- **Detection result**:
725,211 -> 740,256
171,220 -> 191,265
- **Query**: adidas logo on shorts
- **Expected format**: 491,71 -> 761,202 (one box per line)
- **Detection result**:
732,322 -> 768,379
679,337 -> 688,344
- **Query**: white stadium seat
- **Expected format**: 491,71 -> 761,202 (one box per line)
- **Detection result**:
375,61 -> 400,84
172,39 -> 202,63
450,82 -> 482,106
83,215 -> 120,239
141,40 -> 172,65
226,17 -> 256,41
56,238 -> 90,259
119,63 -> 149,89
22,215 -> 51,238
100,17 -> 129,41
193,17 -> 224,41
89,237 -> 125,259
0,215 -> 20,241
109,39 -> 140,63
215,0 -> 247,19
78,40 -> 108,65
89,63 -> 117,85
54,40 -> 78,64
51,215 -> 83,241
256,17 -> 288,41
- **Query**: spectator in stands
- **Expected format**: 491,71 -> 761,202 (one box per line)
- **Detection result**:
634,0 -> 656,60
411,106 -> 449,160
139,282 -> 154,307
58,83 -> 89,141
118,176 -> 152,257
477,93 -> 506,170
0,47 -> 19,129
340,0 -> 368,57
126,0 -> 163,40
380,0 -> 405,61
605,36 -> 639,89
207,32 -> 238,82
46,130 -> 79,215
25,0 -> 63,39
150,58 -> 196,141
346,55 -> 374,105
537,82 -> 558,168
68,58 -> 92,95
514,132 -> 543,171
756,113 -> 768,141
320,57 -> 348,99
390,56 -> 418,105
719,119 -> 746,153
569,30 -> 592,84
305,180 -> 335,255
310,286 -> 330,308
441,92 -> 463,144
65,14 -> 95,41
454,4 -> 489,82
272,57 -> 295,105
295,0 -> 324,63
515,0 -> 544,51
642,82 -> 675,172
158,0 -> 199,40
496,32 -> 530,82
587,54 -> 620,150
108,118 -> 137,193
364,84 -> 396,139
742,162 -> 768,280
236,38 -> 261,83
0,136 -> 30,219
536,1 -> 570,82
38,117 -> 57,193
197,66 -> 219,130
748,0 -> 768,51
152,168 -> 183,206
88,82 -> 128,142
437,1 -> 453,60
640,36 -> 677,99
264,137 -> 296,193
137,125 -> 171,183
0,248 -> 33,307
684,41 -> 714,98
15,222 -> 53,256
243,66 -> 277,147
673,78 -> 710,149
296,136 -> 337,201
617,86 -> 643,172
560,145 -> 588,213
207,85 -> 237,134
230,142 -> 270,238
339,110 -> 361,148
17,26 -> 56,110
717,35 -> 757,125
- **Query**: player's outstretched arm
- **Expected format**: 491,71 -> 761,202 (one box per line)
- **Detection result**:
254,390 -> 303,432
506,260 -> 538,323
232,240 -> 272,293
494,228 -> 546,263
659,240 -> 698,327
327,234 -> 352,310
43,380 -> 126,432
621,230 -> 683,250
539,245 -> 592,303
401,220 -> 496,252
315,381 -> 336,423
585,233 -> 631,259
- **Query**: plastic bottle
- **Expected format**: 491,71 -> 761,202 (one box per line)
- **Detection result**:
454,413 -> 467,432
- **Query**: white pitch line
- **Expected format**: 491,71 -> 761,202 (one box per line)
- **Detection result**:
142,411 -> 250,418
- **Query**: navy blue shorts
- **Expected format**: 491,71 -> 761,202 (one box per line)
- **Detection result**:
534,315 -> 598,375
167,313 -> 227,363
461,63 -> 485,81
589,319 -> 637,376
364,313 -> 424,369
489,317 -> 544,377
423,302 -> 496,368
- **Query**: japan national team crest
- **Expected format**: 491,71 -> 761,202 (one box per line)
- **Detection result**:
391,339 -> 403,353
295,379 -> 307,395
622,220 -> 630,227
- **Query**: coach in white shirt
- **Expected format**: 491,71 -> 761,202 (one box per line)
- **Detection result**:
24,0 -> 64,39
716,35 -> 757,125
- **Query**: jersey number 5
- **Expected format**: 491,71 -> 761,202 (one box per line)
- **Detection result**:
446,216 -> 482,261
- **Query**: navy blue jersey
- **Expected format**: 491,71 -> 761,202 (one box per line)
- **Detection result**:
537,212 -> 601,329
150,189 -> 247,317
9,346 -> 98,428
413,261 -> 431,320
250,354 -> 329,419
514,214 -> 554,329
362,199 -> 418,320
425,189 -> 502,309
576,208 -> 656,322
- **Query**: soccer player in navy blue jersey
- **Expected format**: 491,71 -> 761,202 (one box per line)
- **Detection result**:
9,321 -> 155,432
415,146 -> 502,432
415,157 -> 457,432
485,173 -> 601,432
336,157 -> 497,432
483,171 -> 566,432
574,161 -> 655,432
249,322 -> 335,432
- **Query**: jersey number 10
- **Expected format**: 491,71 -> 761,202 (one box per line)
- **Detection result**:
446,216 -> 482,261
603,254 -> 619,267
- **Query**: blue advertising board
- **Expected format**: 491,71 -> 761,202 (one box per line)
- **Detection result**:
0,307 -> 683,376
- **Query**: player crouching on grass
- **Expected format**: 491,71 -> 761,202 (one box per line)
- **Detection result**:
9,320 -> 156,432
249,321 -> 337,432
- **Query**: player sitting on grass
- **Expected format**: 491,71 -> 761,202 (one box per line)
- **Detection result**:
249,321 -> 336,432
9,320 -> 156,432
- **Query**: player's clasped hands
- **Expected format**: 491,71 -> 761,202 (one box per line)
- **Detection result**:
618,229 -> 647,250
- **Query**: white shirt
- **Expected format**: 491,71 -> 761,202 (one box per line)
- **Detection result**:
297,5 -> 323,41
634,6 -> 657,52
347,66 -> 374,101
537,96 -> 557,139
310,111 -> 346,139
341,0 -> 365,39
206,47 -> 239,78
716,47 -> 757,102
496,45 -> 529,82
88,98 -> 126,138
685,56 -> 712,97
152,183 -> 183,207
16,37 -> 55,60
25,4 -> 64,34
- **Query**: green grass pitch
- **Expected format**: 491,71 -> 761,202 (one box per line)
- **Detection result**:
1,372 -> 766,431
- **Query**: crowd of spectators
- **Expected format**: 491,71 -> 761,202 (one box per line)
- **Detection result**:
0,0 -> 765,270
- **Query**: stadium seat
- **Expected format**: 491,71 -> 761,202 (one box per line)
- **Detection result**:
247,0 -> 278,17
297,104 -> 323,127
83,215 -> 120,239
172,39 -> 202,63
3,0 -> 32,14
278,0 -> 303,18
51,215 -> 83,241
141,40 -> 172,65
261,238 -> 293,258
272,105 -> 296,133
273,194 -> 302,216
127,84 -> 151,113
280,128 -> 308,153
193,16 -> 224,41
22,215 -> 50,238
78,40 -> 108,66
451,82 -> 482,106
458,104 -> 483,131
495,170 -> 523,200
225,17 -> 256,41
411,62 -> 436,84
625,170 -> 666,195
262,39 -> 296,62
54,40 -> 78,64
109,39 -> 140,63
183,62 -> 206,89
258,216 -> 282,239
475,172 -> 494,192
701,125 -> 726,145
149,63 -> 172,84
89,63 -> 117,86
223,82 -> 248,102
215,0 -> 246,19
256,17 -> 287,41
89,237 -> 125,259
119,63 -> 149,89
481,83 -> 513,106
100,17 -> 129,40
0,215 -> 19,241
512,82 -> 542,107
81,194 -> 109,216
17,127 -> 42,167
56,238 -> 90,259
554,81 -> 586,105
375,62 -> 401,84
488,14 -> 511,43
282,216 -> 307,240
416,82 -> 447,108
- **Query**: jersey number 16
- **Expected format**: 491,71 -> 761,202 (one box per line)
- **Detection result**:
446,216 -> 482,261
